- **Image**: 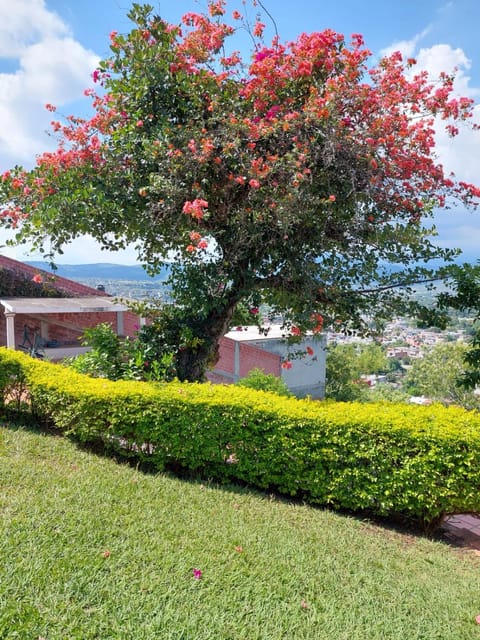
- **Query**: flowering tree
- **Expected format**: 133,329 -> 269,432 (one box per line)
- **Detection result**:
1,1 -> 479,381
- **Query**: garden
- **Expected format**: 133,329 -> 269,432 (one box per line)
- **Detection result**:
1,362 -> 480,638
2,0 -> 480,635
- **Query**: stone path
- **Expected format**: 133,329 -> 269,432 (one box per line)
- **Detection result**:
441,514 -> 480,551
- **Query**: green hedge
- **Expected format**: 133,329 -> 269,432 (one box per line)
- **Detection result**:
1,347 -> 480,527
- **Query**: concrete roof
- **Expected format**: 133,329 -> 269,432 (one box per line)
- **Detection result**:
225,325 -> 324,342
225,325 -> 291,342
0,297 -> 130,314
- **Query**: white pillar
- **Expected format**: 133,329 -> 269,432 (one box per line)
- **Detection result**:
116,311 -> 124,336
40,320 -> 49,341
5,313 -> 15,349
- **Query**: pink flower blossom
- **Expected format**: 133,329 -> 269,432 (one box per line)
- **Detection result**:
282,360 -> 292,370
182,198 -> 209,220
265,105 -> 281,120
253,21 -> 265,37
254,50 -> 270,62
32,274 -> 43,284
192,568 -> 202,579
249,178 -> 260,189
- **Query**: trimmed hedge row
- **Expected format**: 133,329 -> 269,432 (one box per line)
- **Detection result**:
1,347 -> 480,527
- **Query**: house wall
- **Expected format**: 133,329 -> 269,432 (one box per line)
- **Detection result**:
0,255 -> 140,351
209,336 -> 281,384
211,334 -> 326,399
0,310 -> 140,351
244,334 -> 327,398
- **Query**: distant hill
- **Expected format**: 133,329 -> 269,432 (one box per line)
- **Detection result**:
25,262 -> 169,281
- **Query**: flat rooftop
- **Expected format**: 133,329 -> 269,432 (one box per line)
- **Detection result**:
225,325 -> 293,342
0,297 -> 130,315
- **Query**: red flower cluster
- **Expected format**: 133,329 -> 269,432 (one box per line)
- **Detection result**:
182,198 -> 209,220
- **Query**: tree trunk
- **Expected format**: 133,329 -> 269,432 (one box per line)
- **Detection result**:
175,299 -> 238,382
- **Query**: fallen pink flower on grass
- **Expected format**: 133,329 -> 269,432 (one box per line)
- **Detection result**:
476,614 -> 480,624
192,568 -> 202,579
234,546 -> 243,553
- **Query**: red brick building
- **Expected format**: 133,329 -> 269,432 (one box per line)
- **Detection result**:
0,255 -> 326,397
0,255 -> 140,358
210,326 -> 326,398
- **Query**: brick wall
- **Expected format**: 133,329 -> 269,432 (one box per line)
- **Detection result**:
0,310 -> 141,350
0,255 -> 141,347
210,337 -> 282,383
239,341 -> 281,377
214,336 -> 235,376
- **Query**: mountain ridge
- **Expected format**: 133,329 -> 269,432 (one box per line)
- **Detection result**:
25,261 -> 169,281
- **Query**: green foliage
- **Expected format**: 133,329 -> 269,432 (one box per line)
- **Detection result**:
364,384 -> 410,404
235,368 -> 292,397
69,322 -> 123,380
403,342 -> 479,409
356,343 -> 389,374
0,267 -> 64,298
3,427 -> 480,640
434,262 -> 480,390
67,322 -> 177,382
3,347 -> 480,528
2,3 -> 477,381
0,357 -> 27,413
325,342 -> 388,401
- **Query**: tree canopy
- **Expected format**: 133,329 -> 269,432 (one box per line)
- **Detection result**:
403,341 -> 479,409
325,342 -> 388,401
1,0 -> 479,380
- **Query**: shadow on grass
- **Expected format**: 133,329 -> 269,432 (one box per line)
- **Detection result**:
0,411 -> 470,551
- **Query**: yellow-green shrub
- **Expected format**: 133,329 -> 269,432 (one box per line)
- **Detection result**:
1,347 -> 480,527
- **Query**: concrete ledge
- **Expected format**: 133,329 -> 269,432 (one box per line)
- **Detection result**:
43,346 -> 91,361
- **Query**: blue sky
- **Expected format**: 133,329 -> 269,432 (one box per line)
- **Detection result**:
0,0 -> 479,263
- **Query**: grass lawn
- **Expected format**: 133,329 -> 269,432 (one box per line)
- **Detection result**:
1,422 -> 480,639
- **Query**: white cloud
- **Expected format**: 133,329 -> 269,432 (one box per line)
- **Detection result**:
0,228 -> 141,265
20,37 -> 98,103
379,27 -> 431,60
412,44 -> 480,183
0,0 -> 98,167
381,30 -> 480,254
0,0 -> 68,58
0,0 -> 117,263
